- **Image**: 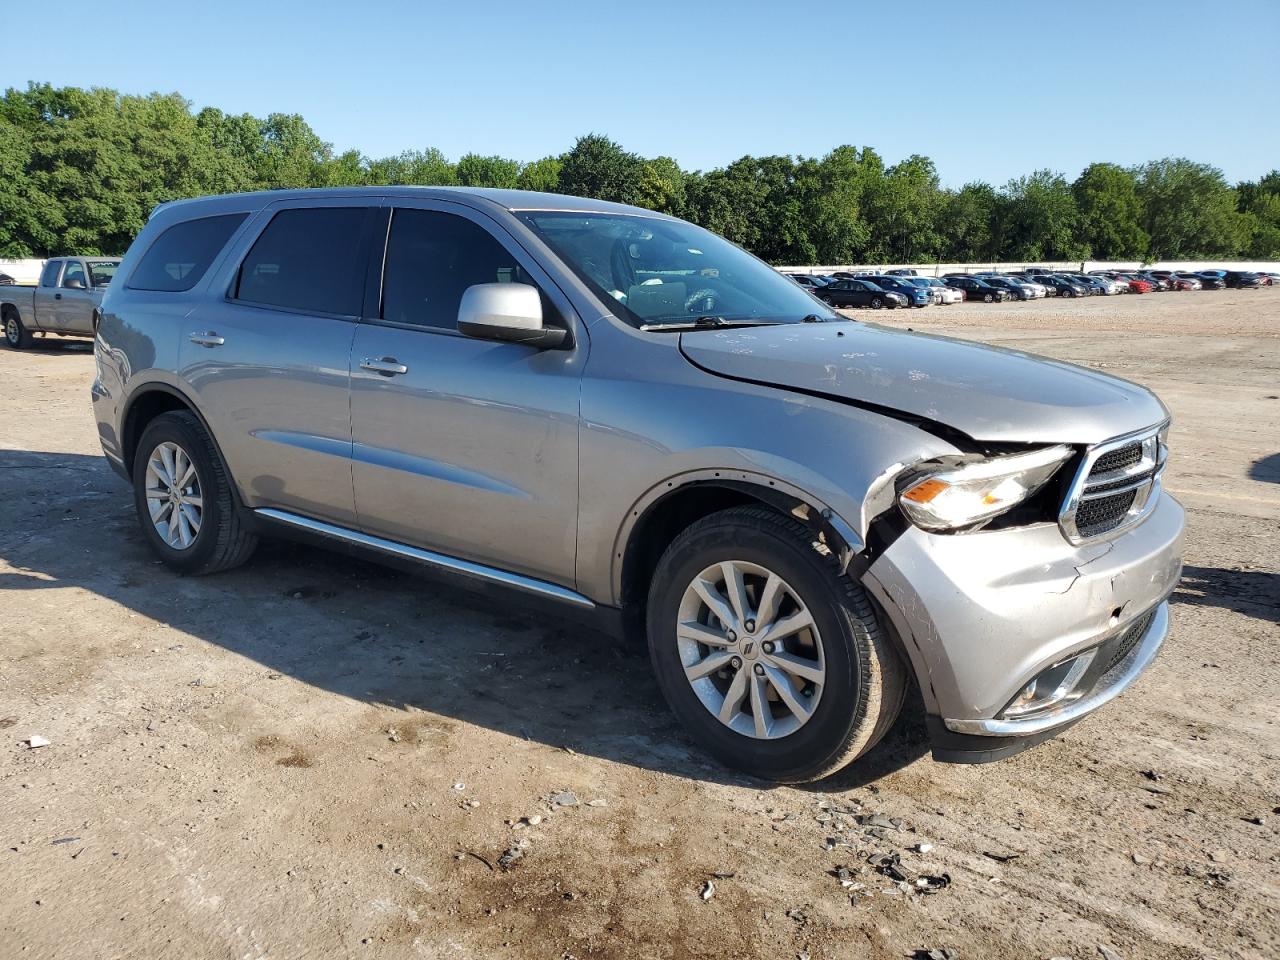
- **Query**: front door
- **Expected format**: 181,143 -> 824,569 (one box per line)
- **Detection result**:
53,261 -> 96,332
349,202 -> 583,588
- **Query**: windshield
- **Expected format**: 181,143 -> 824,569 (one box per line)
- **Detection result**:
518,212 -> 836,328
87,261 -> 118,286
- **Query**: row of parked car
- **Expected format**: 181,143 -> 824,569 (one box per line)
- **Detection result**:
785,267 -> 1278,309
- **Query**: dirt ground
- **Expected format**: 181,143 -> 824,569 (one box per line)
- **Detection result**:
1,290 -> 1277,960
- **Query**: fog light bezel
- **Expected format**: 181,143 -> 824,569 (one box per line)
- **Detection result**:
999,648 -> 1097,720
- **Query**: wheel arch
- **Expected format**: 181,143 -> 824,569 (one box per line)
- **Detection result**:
614,471 -> 865,613
120,383 -> 232,485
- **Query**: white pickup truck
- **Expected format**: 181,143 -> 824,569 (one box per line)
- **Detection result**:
1,256 -> 121,348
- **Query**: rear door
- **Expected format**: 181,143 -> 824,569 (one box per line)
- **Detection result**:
178,199 -> 378,528
348,200 -> 584,587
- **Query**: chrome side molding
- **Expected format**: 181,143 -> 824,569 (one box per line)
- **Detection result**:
254,508 -> 595,609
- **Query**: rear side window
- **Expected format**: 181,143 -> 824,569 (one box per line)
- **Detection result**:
235,208 -> 368,316
128,213 -> 247,292
381,209 -> 535,331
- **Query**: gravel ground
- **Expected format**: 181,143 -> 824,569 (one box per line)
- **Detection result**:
1,290 -> 1277,960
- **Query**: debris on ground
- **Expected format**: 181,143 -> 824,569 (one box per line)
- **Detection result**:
700,880 -> 715,901
982,850 -> 1021,863
550,790 -> 579,807
50,837 -> 80,845
1140,770 -> 1164,782
912,949 -> 959,960
1097,945 -> 1123,960
22,735 -> 50,750
497,844 -> 525,871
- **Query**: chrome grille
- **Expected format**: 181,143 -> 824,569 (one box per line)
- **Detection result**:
1059,423 -> 1168,543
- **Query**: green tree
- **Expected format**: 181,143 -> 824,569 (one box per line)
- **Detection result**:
366,148 -> 457,186
1072,162 -> 1148,259
998,170 -> 1087,262
557,134 -> 645,206
863,154 -> 942,262
455,153 -> 520,188
937,182 -> 999,262
1135,158 -> 1248,259
637,156 -> 686,216
1237,170 -> 1280,258
517,156 -> 563,192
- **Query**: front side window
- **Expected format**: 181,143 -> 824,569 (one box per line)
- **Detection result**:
380,209 -> 537,331
87,261 -> 118,286
61,261 -> 86,287
519,212 -> 836,328
235,208 -> 368,315
40,261 -> 62,287
129,213 -> 247,292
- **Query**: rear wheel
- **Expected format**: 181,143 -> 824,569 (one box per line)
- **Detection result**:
983,292 -> 994,303
870,296 -> 883,309
4,311 -> 31,350
132,411 -> 257,575
646,507 -> 906,783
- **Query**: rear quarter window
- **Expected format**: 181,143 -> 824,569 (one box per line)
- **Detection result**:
127,213 -> 248,292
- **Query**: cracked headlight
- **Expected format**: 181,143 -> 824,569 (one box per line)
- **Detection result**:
899,445 -> 1074,532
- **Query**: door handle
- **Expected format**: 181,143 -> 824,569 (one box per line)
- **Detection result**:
54,293 -> 62,300
188,332 -> 225,347
360,357 -> 409,376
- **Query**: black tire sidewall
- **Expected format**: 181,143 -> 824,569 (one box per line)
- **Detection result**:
132,414 -> 227,575
646,518 -> 869,782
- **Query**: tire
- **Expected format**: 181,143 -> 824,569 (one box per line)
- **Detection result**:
645,506 -> 907,783
983,292 -> 994,303
870,297 -> 883,309
132,411 -> 258,575
4,310 -> 32,350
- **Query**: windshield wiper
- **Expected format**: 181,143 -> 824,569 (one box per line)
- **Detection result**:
639,316 -> 785,332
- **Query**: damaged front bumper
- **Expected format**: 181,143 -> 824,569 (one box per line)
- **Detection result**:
864,492 -> 1184,762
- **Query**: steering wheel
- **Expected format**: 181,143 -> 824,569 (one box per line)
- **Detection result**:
685,288 -> 719,314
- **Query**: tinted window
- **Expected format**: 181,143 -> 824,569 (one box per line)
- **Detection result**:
129,213 -> 247,292
61,261 -> 86,287
87,261 -> 118,286
236,208 -> 368,315
382,209 -> 536,330
40,261 -> 62,287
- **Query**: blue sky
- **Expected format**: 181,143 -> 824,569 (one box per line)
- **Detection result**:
3,0 -> 1276,186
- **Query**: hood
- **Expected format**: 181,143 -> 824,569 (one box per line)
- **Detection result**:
679,321 -> 1168,445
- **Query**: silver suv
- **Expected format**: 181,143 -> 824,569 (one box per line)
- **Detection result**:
92,188 -> 1184,782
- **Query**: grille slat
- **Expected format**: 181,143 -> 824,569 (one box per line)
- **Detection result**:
1060,427 -> 1165,543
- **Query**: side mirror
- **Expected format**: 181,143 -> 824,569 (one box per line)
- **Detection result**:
63,277 -> 86,290
457,283 -> 566,349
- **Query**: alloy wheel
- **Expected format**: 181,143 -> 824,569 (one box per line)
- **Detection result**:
5,317 -> 18,345
144,441 -> 203,550
676,560 -> 826,740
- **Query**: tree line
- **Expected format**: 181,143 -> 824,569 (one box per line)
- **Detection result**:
2,83 -> 1277,264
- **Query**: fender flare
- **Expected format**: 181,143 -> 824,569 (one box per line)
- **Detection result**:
609,468 -> 865,605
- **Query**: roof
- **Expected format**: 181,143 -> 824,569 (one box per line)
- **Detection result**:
151,186 -> 668,221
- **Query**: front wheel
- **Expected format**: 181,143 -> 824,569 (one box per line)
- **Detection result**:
983,292 -> 994,303
645,507 -> 907,783
4,312 -> 32,349
870,296 -> 883,309
132,411 -> 258,575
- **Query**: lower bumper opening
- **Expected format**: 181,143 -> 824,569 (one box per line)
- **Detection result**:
931,600 -> 1169,761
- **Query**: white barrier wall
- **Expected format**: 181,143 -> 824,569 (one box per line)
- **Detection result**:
777,260 -> 1280,277
0,258 -> 46,284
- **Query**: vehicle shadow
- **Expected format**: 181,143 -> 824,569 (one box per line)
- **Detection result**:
1174,564 -> 1280,625
1248,453 -> 1280,484
0,448 -> 927,790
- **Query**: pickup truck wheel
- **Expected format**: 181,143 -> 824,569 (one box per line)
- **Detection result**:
646,506 -> 906,783
4,312 -> 31,349
132,411 -> 257,575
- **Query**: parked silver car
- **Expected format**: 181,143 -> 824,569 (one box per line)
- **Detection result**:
92,188 -> 1183,782
2,256 -> 121,348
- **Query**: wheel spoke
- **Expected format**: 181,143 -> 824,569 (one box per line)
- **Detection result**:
757,609 -> 814,646
144,487 -> 169,501
182,494 -> 203,510
177,510 -> 193,547
748,672 -> 772,738
167,509 -> 182,546
180,502 -> 202,534
158,445 -> 177,487
754,573 -> 784,630
692,576 -> 735,629
678,620 -> 733,648
719,561 -> 750,624
717,668 -> 748,724
763,663 -> 813,722
152,501 -> 173,522
684,650 -> 733,682
764,649 -> 824,685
